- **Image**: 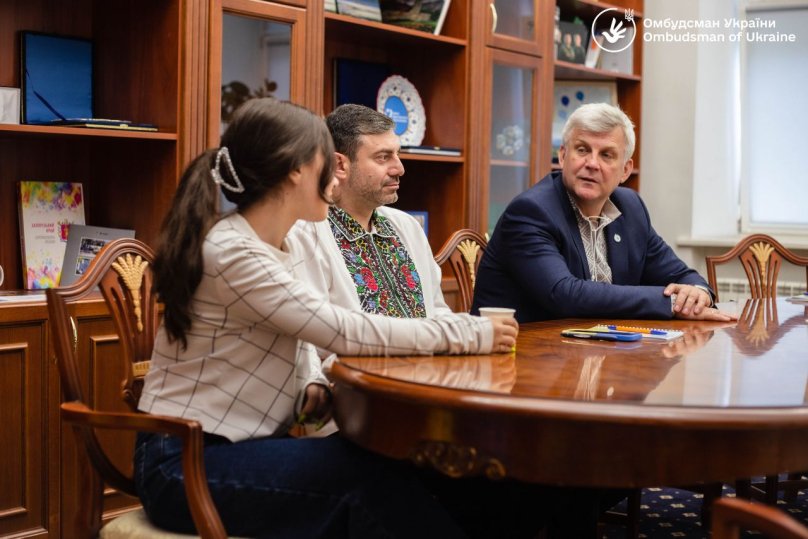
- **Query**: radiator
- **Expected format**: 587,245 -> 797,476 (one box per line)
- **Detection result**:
715,278 -> 805,302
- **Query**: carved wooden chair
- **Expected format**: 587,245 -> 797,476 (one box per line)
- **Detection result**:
712,498 -> 808,539
706,233 -> 808,302
46,238 -> 228,538
706,234 -> 808,504
434,229 -> 488,313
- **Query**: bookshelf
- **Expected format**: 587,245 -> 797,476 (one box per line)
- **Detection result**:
0,0 -> 200,293
0,0 -> 208,536
322,5 -> 469,251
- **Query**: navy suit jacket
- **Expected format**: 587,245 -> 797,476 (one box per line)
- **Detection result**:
472,171 -> 710,323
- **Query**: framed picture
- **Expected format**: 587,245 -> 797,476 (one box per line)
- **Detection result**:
380,0 -> 452,35
60,224 -> 135,286
21,32 -> 93,124
556,21 -> 589,65
335,0 -> 382,22
552,81 -> 617,159
333,58 -> 391,109
405,211 -> 428,236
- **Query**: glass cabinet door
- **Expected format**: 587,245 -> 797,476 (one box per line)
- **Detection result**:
484,48 -> 541,236
210,1 -> 306,211
487,0 -> 541,55
209,0 -> 306,144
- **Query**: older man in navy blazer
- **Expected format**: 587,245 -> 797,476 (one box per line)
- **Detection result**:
472,103 -> 736,324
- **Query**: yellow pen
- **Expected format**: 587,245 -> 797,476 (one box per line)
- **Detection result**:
606,325 -> 667,336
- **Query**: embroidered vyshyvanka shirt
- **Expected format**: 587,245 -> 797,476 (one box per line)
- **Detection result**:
328,206 -> 427,318
567,192 -> 622,284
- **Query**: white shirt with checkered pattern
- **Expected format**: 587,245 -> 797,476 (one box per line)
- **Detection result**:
139,213 -> 493,442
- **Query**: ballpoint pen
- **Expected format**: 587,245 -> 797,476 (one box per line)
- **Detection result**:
562,329 -> 642,342
606,325 -> 667,335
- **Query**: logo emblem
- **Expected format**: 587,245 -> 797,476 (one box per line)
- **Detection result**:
592,8 -> 637,53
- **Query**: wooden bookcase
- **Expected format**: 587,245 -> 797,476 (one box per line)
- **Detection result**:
467,0 -> 555,236
553,0 -> 644,191
0,0 -> 209,537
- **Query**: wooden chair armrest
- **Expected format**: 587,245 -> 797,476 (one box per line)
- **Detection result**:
712,497 -> 808,539
61,401 -> 227,539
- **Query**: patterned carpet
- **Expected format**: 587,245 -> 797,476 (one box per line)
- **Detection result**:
601,482 -> 808,538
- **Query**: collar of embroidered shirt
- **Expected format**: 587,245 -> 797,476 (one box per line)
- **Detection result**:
566,192 -> 622,232
328,206 -> 397,241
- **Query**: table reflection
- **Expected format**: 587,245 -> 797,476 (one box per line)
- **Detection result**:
646,298 -> 808,407
336,299 -> 808,409
339,355 -> 517,394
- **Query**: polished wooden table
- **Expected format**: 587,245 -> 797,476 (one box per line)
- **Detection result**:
331,298 -> 808,488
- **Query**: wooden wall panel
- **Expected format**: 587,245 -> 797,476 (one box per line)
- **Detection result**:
60,316 -> 138,538
0,325 -> 50,538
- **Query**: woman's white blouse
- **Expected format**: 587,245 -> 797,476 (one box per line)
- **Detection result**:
139,213 -> 493,442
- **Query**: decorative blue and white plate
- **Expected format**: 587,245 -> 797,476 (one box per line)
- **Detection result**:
377,75 -> 426,146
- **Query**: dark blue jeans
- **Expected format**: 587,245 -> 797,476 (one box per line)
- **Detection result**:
134,432 -> 474,538
134,431 -> 605,538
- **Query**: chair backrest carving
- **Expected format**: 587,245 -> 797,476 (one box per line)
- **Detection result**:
435,229 -> 488,313
46,239 -> 158,494
706,234 -> 808,302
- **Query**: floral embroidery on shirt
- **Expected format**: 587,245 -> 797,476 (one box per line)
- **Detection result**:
329,206 -> 427,318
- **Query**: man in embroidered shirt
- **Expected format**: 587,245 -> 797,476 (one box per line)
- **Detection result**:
289,104 -> 453,320
472,102 -> 736,323
288,103 -> 615,539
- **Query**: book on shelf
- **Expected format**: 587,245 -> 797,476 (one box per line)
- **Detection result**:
17,181 -> 85,289
335,0 -> 382,22
0,291 -> 47,304
400,145 -> 461,156
325,0 -> 338,13
379,0 -> 452,35
59,224 -> 136,286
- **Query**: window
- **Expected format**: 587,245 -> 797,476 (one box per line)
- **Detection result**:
741,2 -> 808,232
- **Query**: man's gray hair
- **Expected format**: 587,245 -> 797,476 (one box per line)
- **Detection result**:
561,103 -> 635,162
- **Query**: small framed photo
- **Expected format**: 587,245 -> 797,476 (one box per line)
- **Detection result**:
557,21 -> 589,65
380,0 -> 452,35
552,81 -> 617,159
406,211 -> 428,236
335,0 -> 382,22
60,224 -> 135,286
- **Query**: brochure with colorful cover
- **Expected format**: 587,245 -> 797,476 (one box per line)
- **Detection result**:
17,181 -> 85,289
